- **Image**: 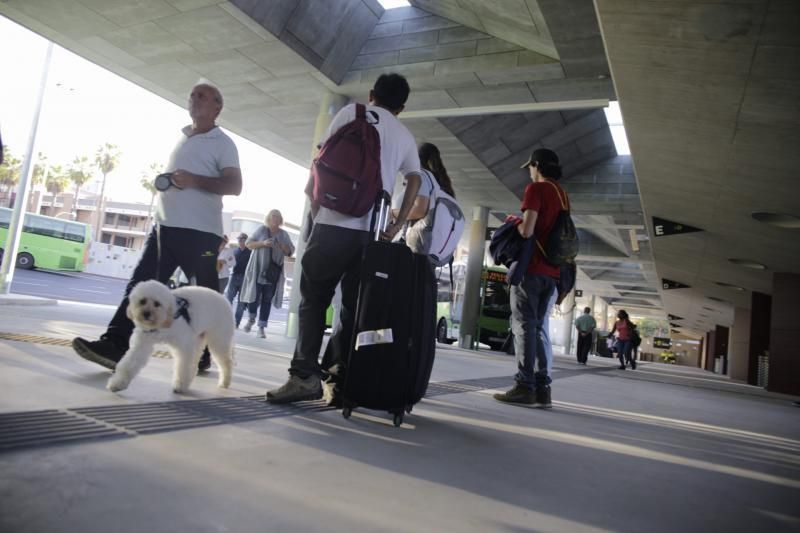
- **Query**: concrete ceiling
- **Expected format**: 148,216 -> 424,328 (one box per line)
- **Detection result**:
3,0 -> 795,335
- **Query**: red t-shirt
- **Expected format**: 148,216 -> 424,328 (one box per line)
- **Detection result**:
521,179 -> 568,279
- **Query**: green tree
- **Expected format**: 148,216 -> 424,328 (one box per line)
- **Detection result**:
140,162 -> 163,224
68,155 -> 94,216
31,152 -> 49,187
636,318 -> 669,339
94,143 -> 121,240
0,148 -> 22,206
45,165 -> 70,198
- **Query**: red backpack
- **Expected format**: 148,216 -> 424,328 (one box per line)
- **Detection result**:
305,103 -> 382,217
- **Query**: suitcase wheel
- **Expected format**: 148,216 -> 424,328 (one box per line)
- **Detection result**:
392,413 -> 403,427
342,406 -> 352,419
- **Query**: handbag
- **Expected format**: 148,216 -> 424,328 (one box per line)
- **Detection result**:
262,228 -> 282,284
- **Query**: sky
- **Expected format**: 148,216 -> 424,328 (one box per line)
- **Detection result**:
0,16 -> 309,225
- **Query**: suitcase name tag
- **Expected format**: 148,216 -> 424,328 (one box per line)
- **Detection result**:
355,328 -> 394,350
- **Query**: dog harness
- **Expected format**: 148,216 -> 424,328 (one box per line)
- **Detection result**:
174,296 -> 191,324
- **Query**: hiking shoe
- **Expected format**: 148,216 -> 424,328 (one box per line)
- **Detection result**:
493,383 -> 536,405
266,375 -> 322,404
257,327 -> 266,339
198,351 -> 211,373
72,337 -> 124,371
243,319 -> 255,333
322,380 -> 343,408
535,385 -> 552,409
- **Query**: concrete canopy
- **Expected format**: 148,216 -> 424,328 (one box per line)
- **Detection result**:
4,0 -> 793,335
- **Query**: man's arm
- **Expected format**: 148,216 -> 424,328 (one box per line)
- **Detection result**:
382,172 -> 421,241
171,166 -> 242,196
518,208 -> 538,238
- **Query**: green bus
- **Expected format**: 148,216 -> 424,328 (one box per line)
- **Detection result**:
436,265 -> 511,351
0,207 -> 92,271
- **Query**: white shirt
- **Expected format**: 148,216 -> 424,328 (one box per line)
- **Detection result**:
217,246 -> 236,279
314,104 -> 420,232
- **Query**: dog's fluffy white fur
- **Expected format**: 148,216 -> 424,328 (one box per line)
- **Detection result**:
107,280 -> 235,394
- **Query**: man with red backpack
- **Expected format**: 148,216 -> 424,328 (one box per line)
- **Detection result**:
494,148 -> 572,409
267,74 -> 422,405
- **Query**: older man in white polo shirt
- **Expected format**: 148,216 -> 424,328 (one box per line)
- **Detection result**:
72,82 -> 242,373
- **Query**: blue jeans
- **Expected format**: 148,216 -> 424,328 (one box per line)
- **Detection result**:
539,287 -> 557,375
511,274 -> 556,390
225,272 -> 246,326
247,282 -> 277,328
616,339 -> 633,367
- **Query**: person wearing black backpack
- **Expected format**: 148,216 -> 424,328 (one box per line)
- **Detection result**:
267,74 -> 422,405
494,148 -> 571,409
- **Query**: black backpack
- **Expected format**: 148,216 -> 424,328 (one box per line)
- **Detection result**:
537,181 -> 578,267
631,326 -> 642,348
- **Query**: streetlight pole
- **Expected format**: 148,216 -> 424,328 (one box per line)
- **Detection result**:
0,42 -> 53,294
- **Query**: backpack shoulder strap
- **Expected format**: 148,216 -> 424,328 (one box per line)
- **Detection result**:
355,103 -> 366,119
544,180 -> 569,211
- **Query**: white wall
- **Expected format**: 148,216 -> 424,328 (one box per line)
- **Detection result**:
84,242 -> 142,279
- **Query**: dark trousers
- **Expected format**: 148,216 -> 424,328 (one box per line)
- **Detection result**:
225,272 -> 247,326
576,332 -> 592,363
247,282 -> 277,327
510,274 -> 556,389
104,226 -> 221,350
290,224 -> 369,379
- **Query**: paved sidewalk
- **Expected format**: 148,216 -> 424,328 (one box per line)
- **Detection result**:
1,301 -> 798,533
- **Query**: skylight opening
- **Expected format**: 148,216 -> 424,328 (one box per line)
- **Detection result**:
378,0 -> 410,9
604,101 -> 631,156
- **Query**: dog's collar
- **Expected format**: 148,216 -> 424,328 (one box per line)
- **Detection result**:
174,296 -> 191,324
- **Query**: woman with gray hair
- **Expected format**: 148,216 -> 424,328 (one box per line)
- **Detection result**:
240,209 -> 294,338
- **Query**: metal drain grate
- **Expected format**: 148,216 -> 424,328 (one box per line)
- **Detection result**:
0,332 -> 170,357
426,376 -> 512,397
72,403 -> 219,434
0,409 -> 131,451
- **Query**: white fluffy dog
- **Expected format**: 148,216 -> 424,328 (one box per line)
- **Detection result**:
107,279 -> 235,394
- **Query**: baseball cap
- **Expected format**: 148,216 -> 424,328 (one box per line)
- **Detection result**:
519,148 -> 559,169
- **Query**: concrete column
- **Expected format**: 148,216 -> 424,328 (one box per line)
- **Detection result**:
597,298 -> 608,332
728,307 -> 751,382
768,273 -> 800,395
458,205 -> 489,349
551,291 -> 576,355
748,291 -> 771,385
286,92 -> 349,338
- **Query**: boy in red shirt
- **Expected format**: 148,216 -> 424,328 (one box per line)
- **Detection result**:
494,148 -> 568,408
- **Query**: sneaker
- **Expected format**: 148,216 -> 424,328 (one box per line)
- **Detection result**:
198,351 -> 211,373
243,319 -> 255,333
72,337 -> 124,371
266,375 -> 322,404
322,379 -> 343,408
257,327 -> 266,339
535,385 -> 552,409
493,383 -> 536,405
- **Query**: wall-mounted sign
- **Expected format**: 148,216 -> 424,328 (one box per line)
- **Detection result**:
653,216 -> 703,237
483,270 -> 507,283
667,313 -> 684,321
663,278 -> 690,290
575,289 -> 583,297
653,337 -> 672,349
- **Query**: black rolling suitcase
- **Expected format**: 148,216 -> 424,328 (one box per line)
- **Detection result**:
341,194 -> 437,427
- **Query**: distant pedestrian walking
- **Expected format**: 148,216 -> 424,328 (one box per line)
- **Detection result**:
574,307 -> 596,365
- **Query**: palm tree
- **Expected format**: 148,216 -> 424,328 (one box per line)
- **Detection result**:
31,152 -> 49,187
94,143 -> 121,241
140,162 -> 163,225
68,155 -> 93,217
0,148 -> 22,206
45,165 -> 70,200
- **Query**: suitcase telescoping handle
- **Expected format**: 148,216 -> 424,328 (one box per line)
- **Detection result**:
369,190 -> 393,242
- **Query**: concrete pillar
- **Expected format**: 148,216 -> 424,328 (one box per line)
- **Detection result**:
597,298 -> 608,332
768,273 -> 800,395
458,205 -> 489,349
728,307 -> 751,382
286,92 -> 349,338
60,193 -> 74,218
552,291 -> 576,354
748,291 -> 771,386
